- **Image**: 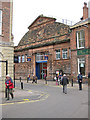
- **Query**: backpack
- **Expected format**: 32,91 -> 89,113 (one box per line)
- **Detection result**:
78,74 -> 82,80
10,77 -> 13,83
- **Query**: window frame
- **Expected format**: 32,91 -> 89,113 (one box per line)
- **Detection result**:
56,49 -> 60,60
76,30 -> 85,49
0,10 -> 2,35
22,55 -> 25,63
78,58 -> 85,76
62,49 -> 68,59
18,56 -> 21,63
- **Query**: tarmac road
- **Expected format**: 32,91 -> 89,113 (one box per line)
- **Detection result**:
2,80 -> 88,118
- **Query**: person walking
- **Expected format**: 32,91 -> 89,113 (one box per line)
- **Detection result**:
44,73 -> 46,80
56,74 -> 59,85
28,74 -> 30,80
88,73 -> 90,86
32,75 -> 37,83
62,74 -> 69,94
5,74 -> 14,100
59,73 -> 62,85
78,72 -> 83,90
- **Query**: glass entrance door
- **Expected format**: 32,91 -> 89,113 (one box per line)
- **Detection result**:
36,62 -> 47,79
40,62 -> 47,79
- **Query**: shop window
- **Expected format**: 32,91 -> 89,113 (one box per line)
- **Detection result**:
78,58 -> 85,76
25,54 -> 28,62
62,49 -> 67,59
14,56 -> 18,63
69,48 -> 71,59
22,55 -> 25,62
27,56 -> 31,61
18,56 -> 21,63
0,10 -> 2,35
76,30 -> 85,49
56,49 -> 60,60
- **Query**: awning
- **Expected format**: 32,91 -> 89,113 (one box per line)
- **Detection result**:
36,61 -> 47,63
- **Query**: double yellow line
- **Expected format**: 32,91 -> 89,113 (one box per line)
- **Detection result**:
0,91 -> 49,106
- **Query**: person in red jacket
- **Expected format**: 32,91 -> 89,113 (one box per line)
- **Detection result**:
5,74 -> 14,100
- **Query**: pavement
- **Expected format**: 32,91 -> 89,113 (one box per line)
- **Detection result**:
1,79 -> 88,106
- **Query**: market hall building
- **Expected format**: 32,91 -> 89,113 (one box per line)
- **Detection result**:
14,2 -> 90,82
14,15 -> 71,80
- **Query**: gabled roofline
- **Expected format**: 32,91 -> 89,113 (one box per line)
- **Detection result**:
28,14 -> 56,29
14,39 -> 70,52
70,18 -> 90,29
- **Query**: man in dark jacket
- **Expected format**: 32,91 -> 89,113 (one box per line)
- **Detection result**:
62,74 -> 69,94
78,72 -> 83,90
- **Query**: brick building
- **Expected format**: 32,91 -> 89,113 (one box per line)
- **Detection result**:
14,2 -> 89,82
70,2 -> 90,82
0,0 -> 14,91
14,15 -> 71,80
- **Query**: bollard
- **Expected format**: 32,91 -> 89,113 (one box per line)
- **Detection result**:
20,77 -> 21,82
21,82 -> 23,89
45,79 -> 47,84
45,77 -> 47,84
27,77 -> 28,83
71,79 -> 73,87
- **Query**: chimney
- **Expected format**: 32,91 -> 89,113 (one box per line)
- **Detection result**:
83,2 -> 88,20
88,1 -> 90,18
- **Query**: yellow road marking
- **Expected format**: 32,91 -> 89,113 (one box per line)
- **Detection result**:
23,99 -> 30,101
28,90 -> 32,92
0,92 -> 49,106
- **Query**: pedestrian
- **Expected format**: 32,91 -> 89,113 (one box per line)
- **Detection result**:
27,74 -> 30,82
88,73 -> 90,86
32,75 -> 37,83
77,72 -> 83,90
59,73 -> 62,85
56,74 -> 59,85
44,73 -> 46,80
35,76 -> 37,83
88,73 -> 90,78
44,73 -> 47,84
28,74 -> 30,80
5,74 -> 14,100
61,74 -> 69,94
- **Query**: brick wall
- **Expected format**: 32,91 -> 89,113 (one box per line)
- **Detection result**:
15,41 -> 71,80
70,23 -> 89,82
2,2 -> 10,42
0,1 -> 13,91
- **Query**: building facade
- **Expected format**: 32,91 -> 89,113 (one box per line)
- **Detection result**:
14,15 -> 71,80
70,2 -> 90,82
0,0 -> 14,91
14,3 -> 89,82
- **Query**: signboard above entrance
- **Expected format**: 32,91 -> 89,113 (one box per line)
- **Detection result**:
36,61 -> 47,63
77,49 -> 90,55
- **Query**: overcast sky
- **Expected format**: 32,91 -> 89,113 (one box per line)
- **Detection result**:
13,0 -> 90,46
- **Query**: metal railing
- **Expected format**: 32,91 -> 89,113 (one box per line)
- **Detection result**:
36,55 -> 48,61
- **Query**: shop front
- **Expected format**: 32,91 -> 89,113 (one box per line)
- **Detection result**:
36,53 -> 48,79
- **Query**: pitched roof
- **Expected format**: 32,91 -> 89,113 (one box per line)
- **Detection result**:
18,21 -> 70,46
70,18 -> 90,29
17,15 -> 70,47
28,14 -> 56,29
